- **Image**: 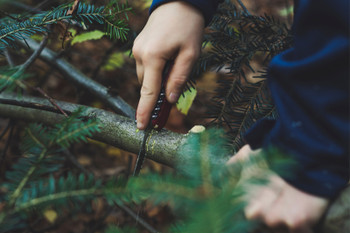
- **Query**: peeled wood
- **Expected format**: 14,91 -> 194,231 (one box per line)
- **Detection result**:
0,93 -> 348,233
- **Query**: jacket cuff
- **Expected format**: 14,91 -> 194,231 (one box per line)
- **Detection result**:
150,0 -> 222,26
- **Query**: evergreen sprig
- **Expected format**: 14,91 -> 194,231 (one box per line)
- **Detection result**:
0,173 -> 130,232
2,108 -> 100,211
0,67 -> 28,92
0,1 -> 131,52
127,129 -> 264,233
198,0 -> 292,151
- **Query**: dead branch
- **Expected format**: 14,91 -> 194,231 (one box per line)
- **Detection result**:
18,38 -> 135,119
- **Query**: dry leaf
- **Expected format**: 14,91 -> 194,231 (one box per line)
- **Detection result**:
67,0 -> 80,15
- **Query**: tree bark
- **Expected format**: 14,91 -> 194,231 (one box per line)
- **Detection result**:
0,92 -> 348,233
0,92 -> 188,168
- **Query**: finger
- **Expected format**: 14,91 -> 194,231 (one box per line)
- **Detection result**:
135,61 -> 144,84
227,144 -> 252,164
166,49 -> 199,103
245,175 -> 285,223
136,61 -> 166,129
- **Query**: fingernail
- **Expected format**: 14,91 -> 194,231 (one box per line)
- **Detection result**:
169,92 -> 179,103
137,121 -> 144,129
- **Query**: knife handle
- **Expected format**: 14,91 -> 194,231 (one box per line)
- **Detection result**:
150,62 -> 173,131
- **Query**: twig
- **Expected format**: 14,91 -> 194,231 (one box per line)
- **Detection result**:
0,98 -> 72,115
18,35 -> 49,73
67,0 -> 80,15
117,204 -> 159,233
4,35 -> 69,117
0,120 -> 14,166
4,50 -> 15,67
17,38 -> 136,119
236,0 -> 251,16
35,87 -> 68,117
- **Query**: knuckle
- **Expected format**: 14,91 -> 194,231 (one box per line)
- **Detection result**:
140,85 -> 156,98
136,108 -> 147,119
132,44 -> 141,59
171,75 -> 187,88
183,48 -> 200,61
142,48 -> 162,61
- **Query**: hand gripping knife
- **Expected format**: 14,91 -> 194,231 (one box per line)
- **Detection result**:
133,62 -> 173,176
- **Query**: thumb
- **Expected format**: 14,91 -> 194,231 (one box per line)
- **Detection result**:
166,50 -> 198,103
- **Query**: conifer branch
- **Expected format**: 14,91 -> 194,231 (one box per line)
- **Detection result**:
8,148 -> 47,206
236,0 -> 251,16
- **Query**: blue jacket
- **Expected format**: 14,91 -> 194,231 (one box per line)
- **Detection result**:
150,0 -> 349,198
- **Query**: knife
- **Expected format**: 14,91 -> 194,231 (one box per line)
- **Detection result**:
133,62 -> 173,176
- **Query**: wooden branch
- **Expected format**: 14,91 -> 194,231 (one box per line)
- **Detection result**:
18,34 -> 49,72
0,92 -> 186,168
18,39 -> 136,120
0,93 -> 348,232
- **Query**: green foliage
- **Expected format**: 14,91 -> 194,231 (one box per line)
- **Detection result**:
71,29 -> 105,45
104,0 -> 132,40
0,67 -> 28,92
0,1 -> 131,53
197,0 -> 293,152
0,108 -> 107,231
127,129 -> 265,233
126,129 -> 295,233
176,87 -> 197,115
0,174 -> 131,232
102,52 -> 126,71
0,1 -> 296,232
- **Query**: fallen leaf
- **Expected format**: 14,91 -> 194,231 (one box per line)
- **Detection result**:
44,209 -> 58,223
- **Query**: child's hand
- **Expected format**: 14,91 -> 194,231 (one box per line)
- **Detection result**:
228,145 -> 329,233
132,1 -> 204,129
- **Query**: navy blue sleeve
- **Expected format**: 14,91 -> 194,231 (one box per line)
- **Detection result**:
150,0 -> 222,25
245,0 -> 349,198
